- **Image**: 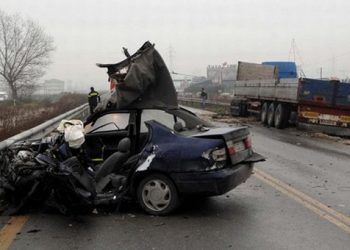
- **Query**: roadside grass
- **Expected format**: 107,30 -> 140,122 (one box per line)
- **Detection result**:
0,93 -> 86,141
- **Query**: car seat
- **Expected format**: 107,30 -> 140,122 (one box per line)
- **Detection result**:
95,137 -> 131,182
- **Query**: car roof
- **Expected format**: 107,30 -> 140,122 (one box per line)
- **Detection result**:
96,41 -> 178,110
85,107 -> 186,124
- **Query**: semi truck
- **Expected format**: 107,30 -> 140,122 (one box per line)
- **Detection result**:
231,61 -> 350,136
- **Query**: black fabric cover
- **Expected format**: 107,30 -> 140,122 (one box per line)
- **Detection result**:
97,41 -> 178,110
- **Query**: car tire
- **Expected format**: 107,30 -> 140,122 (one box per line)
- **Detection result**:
267,103 -> 275,127
137,174 -> 180,215
274,103 -> 289,129
260,102 -> 269,124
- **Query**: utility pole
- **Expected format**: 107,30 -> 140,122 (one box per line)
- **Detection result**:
320,67 -> 323,79
331,55 -> 336,77
288,38 -> 296,62
168,45 -> 174,73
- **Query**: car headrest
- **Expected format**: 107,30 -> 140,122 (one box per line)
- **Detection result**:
117,138 -> 131,153
174,121 -> 184,132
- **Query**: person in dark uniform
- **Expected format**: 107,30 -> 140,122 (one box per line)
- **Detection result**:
88,87 -> 101,114
200,88 -> 208,109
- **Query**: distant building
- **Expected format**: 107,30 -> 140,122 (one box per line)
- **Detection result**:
179,79 -> 191,90
0,91 -> 8,101
207,64 -> 237,85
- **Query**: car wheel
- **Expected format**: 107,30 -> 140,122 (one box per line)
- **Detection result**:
267,103 -> 275,127
274,103 -> 289,129
137,174 -> 179,215
260,102 -> 269,124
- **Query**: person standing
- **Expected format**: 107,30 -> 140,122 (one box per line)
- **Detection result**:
88,87 -> 101,114
200,88 -> 208,109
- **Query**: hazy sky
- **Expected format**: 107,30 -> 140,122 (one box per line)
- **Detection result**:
2,0 -> 350,90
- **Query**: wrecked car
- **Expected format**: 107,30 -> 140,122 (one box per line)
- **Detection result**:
83,107 -> 264,215
0,41 -> 264,215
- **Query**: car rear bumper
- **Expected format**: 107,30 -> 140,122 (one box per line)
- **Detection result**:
170,162 -> 254,196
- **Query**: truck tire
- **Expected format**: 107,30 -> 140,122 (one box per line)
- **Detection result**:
267,103 -> 275,127
239,101 -> 248,117
274,103 -> 289,129
230,99 -> 240,116
260,102 -> 269,124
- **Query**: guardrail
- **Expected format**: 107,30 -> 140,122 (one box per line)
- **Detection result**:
177,97 -> 232,115
177,97 -> 231,107
0,103 -> 89,150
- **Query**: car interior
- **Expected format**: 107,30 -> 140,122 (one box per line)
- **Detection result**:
83,108 -> 212,167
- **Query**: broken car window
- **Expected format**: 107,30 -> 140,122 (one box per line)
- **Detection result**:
140,110 -> 176,133
85,113 -> 130,133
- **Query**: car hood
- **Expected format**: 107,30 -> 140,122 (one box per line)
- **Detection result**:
96,41 -> 178,110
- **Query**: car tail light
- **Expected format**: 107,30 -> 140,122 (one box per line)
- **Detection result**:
228,146 -> 236,156
202,147 -> 227,162
202,147 -> 227,171
211,148 -> 227,161
244,136 -> 252,149
227,140 -> 246,156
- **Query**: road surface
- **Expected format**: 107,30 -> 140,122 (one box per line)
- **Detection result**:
1,106 -> 349,250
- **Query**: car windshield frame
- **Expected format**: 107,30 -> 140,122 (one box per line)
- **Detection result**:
84,111 -> 131,134
84,107 -> 214,135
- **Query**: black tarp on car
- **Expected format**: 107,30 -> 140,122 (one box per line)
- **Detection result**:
97,41 -> 178,110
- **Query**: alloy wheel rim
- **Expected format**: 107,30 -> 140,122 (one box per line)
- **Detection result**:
142,179 -> 171,212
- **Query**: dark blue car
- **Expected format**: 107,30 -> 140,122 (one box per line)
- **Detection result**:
84,107 -> 264,215
84,41 -> 265,214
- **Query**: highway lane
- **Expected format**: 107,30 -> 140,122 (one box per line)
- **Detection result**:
1,106 -> 350,250
5,176 -> 350,250
192,106 -> 350,217
250,124 -> 350,217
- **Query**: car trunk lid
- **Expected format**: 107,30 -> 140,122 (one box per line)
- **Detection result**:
192,126 -> 253,165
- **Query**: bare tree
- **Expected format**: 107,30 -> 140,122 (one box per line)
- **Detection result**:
0,10 -> 55,100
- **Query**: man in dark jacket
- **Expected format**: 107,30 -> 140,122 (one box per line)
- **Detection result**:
88,87 -> 101,114
200,88 -> 208,108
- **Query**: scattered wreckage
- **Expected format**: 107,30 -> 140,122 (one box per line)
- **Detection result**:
0,42 -> 264,215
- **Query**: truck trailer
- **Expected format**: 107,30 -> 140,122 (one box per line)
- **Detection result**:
231,61 -> 350,136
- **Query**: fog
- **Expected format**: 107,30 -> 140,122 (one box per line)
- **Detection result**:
2,0 -> 350,91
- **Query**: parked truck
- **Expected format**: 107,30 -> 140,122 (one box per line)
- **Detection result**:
231,61 -> 350,136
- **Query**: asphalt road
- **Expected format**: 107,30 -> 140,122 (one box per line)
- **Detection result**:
1,107 -> 350,250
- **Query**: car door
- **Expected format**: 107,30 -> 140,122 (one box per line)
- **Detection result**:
84,111 -> 133,162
